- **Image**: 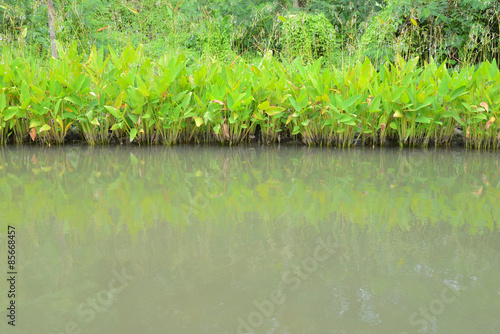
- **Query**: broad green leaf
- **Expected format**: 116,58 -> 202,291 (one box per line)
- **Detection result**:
289,97 -> 302,112
29,119 -> 42,128
0,93 -> 6,111
473,113 -> 487,120
391,87 -> 405,102
104,106 -> 122,119
110,123 -> 123,131
438,75 -> 449,96
342,94 -> 362,110
450,86 -> 467,100
129,128 -> 138,142
3,107 -> 18,121
415,115 -> 431,123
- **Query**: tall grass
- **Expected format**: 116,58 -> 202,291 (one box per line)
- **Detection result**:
0,44 -> 499,148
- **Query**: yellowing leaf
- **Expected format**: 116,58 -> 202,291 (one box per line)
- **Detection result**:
194,116 -> 204,127
39,124 -> 51,132
258,101 -> 270,110
265,106 -> 285,116
124,3 -> 138,14
393,110 -> 403,118
417,92 -> 425,104
97,26 -> 109,32
253,113 -> 264,121
411,18 -> 418,27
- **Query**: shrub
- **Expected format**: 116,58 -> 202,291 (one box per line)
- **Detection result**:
281,12 -> 339,64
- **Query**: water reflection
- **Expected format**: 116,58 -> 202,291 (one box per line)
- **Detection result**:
0,146 -> 499,333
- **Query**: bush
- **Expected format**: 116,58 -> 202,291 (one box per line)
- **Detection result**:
281,12 -> 339,64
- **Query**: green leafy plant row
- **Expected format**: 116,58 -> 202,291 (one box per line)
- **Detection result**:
1,44 -> 500,148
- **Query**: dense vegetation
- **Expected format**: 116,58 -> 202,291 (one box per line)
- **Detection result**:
1,0 -> 500,147
2,0 -> 499,64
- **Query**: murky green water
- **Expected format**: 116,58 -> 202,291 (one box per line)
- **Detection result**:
0,146 -> 499,334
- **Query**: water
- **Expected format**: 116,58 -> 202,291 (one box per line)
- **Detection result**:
0,146 -> 499,334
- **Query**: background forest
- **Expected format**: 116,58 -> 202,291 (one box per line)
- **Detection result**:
1,0 -> 499,66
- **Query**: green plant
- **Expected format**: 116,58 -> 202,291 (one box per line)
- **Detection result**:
281,12 -> 339,64
200,15 -> 234,63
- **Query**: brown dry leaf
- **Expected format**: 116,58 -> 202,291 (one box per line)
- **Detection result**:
480,101 -> 489,113
221,123 -> 230,139
137,115 -> 142,126
466,126 -> 470,139
97,26 -> 109,32
380,123 -> 386,130
210,99 -> 225,106
29,128 -> 37,141
366,98 -> 372,107
485,117 -> 495,130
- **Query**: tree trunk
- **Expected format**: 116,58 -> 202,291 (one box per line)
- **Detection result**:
293,0 -> 300,8
47,0 -> 58,59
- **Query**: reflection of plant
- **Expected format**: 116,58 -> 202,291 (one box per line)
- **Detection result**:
2,147 -> 500,235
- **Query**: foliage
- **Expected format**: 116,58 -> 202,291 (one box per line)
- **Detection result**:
200,16 -> 234,63
1,0 -> 499,68
358,0 -> 401,65
232,1 -> 284,55
281,12 -> 339,64
1,45 -> 500,148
